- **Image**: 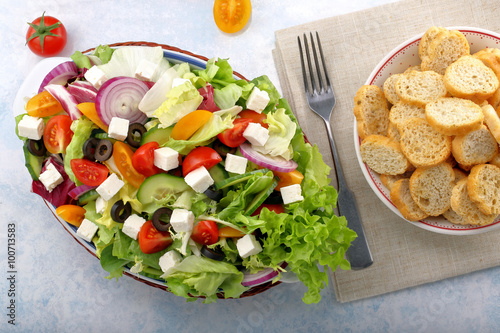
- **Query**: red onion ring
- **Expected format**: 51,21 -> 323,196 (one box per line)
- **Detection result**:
44,84 -> 82,120
239,142 -> 298,173
68,184 -> 97,200
38,61 -> 78,94
68,83 -> 98,103
242,262 -> 288,287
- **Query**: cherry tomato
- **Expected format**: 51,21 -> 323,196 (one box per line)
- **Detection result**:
191,220 -> 219,245
213,0 -> 252,34
43,115 -> 73,154
273,169 -> 304,191
56,204 -> 86,227
170,110 -> 213,140
113,141 -> 146,188
131,142 -> 162,178
26,12 -> 67,57
217,118 -> 252,148
218,226 -> 245,238
251,203 -> 285,216
26,91 -> 64,118
182,146 -> 222,176
138,220 -> 172,254
239,109 -> 268,128
77,103 -> 109,131
70,159 -> 109,187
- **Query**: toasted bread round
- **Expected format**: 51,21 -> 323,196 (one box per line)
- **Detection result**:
399,118 -> 452,168
425,97 -> 484,136
380,171 -> 413,191
473,48 -> 500,75
354,85 -> 390,139
452,125 -> 498,166
394,70 -> 447,107
360,135 -> 410,175
420,30 -> 470,75
387,122 -> 401,143
467,164 -> 500,215
409,162 -> 455,216
418,27 -> 449,61
389,102 -> 426,132
404,65 -> 422,74
443,207 -> 468,225
481,104 -> 500,145
390,178 -> 429,221
383,73 -> 403,105
490,154 -> 500,168
450,178 -> 498,225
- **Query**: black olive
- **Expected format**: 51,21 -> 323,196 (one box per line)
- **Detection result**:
263,191 -> 283,205
200,246 -> 225,261
152,207 -> 173,232
213,140 -> 236,158
26,139 -> 46,157
110,200 -> 132,223
126,123 -> 147,148
95,139 -> 113,162
82,137 -> 99,160
204,187 -> 223,201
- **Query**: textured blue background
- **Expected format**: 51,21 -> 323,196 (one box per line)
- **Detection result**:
1,1 -> 500,332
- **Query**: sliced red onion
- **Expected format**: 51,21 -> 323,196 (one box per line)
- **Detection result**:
68,83 -> 98,103
95,76 -> 149,126
38,61 -> 79,94
70,80 -> 98,92
44,84 -> 82,120
242,262 -> 288,287
239,143 -> 298,173
198,84 -> 220,112
68,184 -> 97,200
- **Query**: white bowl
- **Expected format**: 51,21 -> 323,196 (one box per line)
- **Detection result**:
353,27 -> 500,235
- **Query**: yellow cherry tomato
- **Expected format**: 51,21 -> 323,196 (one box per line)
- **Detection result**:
113,141 -> 145,188
56,205 -> 86,227
77,102 -> 109,131
213,0 -> 252,34
273,169 -> 304,191
218,226 -> 245,238
171,110 -> 213,140
26,90 -> 64,117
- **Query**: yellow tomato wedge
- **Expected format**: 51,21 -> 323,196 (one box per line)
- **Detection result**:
273,169 -> 304,191
113,141 -> 145,188
56,205 -> 86,227
170,110 -> 213,140
213,0 -> 252,34
26,90 -> 64,117
77,102 -> 109,131
218,226 -> 245,238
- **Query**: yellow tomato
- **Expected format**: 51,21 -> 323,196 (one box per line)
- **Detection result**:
273,169 -> 304,191
77,102 -> 109,131
113,141 -> 145,188
213,0 -> 252,34
56,205 -> 86,227
171,110 -> 213,140
26,90 -> 64,117
218,226 -> 245,238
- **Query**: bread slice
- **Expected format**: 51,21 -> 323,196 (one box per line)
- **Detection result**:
467,164 -> 500,215
418,26 -> 449,61
473,48 -> 500,75
394,70 -> 447,108
360,135 -> 410,175
409,162 -> 455,216
390,178 -> 429,221
490,154 -> 500,168
383,73 -> 403,105
444,55 -> 499,103
443,207 -> 469,225
450,178 -> 498,225
425,97 -> 484,136
399,118 -> 452,168
387,122 -> 401,143
404,65 -> 422,74
389,102 -> 426,132
354,85 -> 390,139
481,104 -> 500,145
380,171 -> 413,191
452,125 -> 498,166
420,30 -> 470,75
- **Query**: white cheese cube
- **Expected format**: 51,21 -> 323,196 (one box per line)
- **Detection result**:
225,153 -> 248,174
154,147 -> 179,171
246,87 -> 270,113
17,115 -> 45,140
84,65 -> 108,89
280,184 -> 304,204
38,163 -> 64,193
95,196 -> 106,214
171,78 -> 191,88
184,166 -> 214,193
76,218 -> 99,243
96,173 -> 125,201
243,122 -> 269,146
122,214 -> 147,240
170,209 -> 195,233
108,117 -> 130,141
135,59 -> 158,81
236,234 -> 262,258
159,250 -> 183,277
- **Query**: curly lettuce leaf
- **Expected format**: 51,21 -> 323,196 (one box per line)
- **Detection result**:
63,117 -> 96,184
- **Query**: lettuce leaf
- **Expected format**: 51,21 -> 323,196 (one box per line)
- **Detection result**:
250,75 -> 281,113
63,117 -> 96,184
252,108 -> 296,160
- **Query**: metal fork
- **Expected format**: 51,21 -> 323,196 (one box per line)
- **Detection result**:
298,32 -> 373,270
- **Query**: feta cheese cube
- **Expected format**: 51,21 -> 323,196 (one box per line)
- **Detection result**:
135,59 -> 158,81
122,214 -> 147,240
159,250 -> 183,277
84,65 -> 108,89
108,117 -> 130,141
38,163 -> 64,193
243,122 -> 269,146
225,153 -> 248,174
170,209 -> 195,233
95,196 -> 106,214
154,147 -> 179,171
184,166 -> 214,193
171,78 -> 191,88
280,184 -> 304,204
17,115 -> 44,140
236,234 -> 262,258
246,87 -> 270,113
76,218 -> 99,243
96,173 -> 125,201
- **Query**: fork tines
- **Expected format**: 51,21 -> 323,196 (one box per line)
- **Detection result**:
298,32 -> 331,96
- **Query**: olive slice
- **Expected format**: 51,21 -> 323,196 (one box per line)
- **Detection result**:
152,207 -> 173,232
110,200 -> 132,223
263,191 -> 283,205
204,187 -> 223,201
26,139 -> 47,157
201,246 -> 225,261
82,137 -> 99,160
126,123 -> 147,148
95,139 -> 113,162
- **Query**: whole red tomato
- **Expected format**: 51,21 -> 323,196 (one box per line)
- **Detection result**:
26,12 -> 67,57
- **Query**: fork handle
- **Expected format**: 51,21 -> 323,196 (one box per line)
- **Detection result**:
323,119 -> 374,270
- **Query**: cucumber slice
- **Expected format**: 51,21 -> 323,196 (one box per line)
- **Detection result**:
23,143 -> 44,181
137,173 -> 190,205
214,169 -> 269,191
208,163 -> 229,185
244,179 -> 278,216
141,125 -> 173,146
78,189 -> 99,205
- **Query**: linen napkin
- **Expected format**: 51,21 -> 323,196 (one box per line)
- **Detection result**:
273,0 -> 500,303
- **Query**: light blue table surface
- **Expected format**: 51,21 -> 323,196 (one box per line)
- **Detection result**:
2,1 -> 500,332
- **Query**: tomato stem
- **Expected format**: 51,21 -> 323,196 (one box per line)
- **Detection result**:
26,12 -> 62,52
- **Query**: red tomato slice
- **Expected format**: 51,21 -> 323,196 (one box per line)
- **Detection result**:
70,159 -> 109,187
26,12 -> 67,57
239,109 -> 268,128
131,142 -> 162,178
191,220 -> 219,245
251,203 -> 285,217
113,141 -> 146,188
138,220 -> 172,254
182,146 -> 222,176
217,118 -> 252,148
43,115 -> 73,154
